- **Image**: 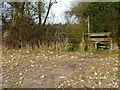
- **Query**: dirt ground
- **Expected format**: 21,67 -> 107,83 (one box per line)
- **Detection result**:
1,49 -> 119,88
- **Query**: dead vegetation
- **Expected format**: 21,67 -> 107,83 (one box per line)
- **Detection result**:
2,49 -> 119,88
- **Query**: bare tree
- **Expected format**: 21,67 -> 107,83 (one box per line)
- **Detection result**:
7,2 -> 25,25
42,0 -> 57,25
38,2 -> 42,25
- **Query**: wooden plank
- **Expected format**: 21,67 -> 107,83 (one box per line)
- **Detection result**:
90,38 -> 112,41
85,32 -> 112,36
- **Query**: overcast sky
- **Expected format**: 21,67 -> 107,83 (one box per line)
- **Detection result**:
45,0 -> 74,24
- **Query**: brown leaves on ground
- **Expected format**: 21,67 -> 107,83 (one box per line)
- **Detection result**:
2,49 -> 119,88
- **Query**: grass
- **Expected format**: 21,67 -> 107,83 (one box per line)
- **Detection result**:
91,49 -> 119,54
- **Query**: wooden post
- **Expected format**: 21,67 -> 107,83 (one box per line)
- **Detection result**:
79,33 -> 86,52
88,16 -> 90,34
95,42 -> 98,49
87,16 -> 90,40
110,39 -> 113,50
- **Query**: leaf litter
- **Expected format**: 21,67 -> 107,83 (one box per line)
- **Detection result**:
2,49 -> 119,88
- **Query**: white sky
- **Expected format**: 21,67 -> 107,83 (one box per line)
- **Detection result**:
46,0 -> 74,24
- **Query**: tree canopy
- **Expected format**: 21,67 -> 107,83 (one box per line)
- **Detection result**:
69,2 -> 120,33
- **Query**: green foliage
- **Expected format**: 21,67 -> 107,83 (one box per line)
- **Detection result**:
92,49 -> 119,54
87,2 -> 119,33
65,24 -> 88,51
67,24 -> 87,42
66,43 -> 79,52
69,2 -> 120,33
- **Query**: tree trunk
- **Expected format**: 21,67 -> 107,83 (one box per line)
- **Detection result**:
38,2 -> 42,25
26,2 -> 31,17
21,2 -> 25,16
118,9 -> 120,49
8,2 -> 25,25
42,0 -> 52,26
